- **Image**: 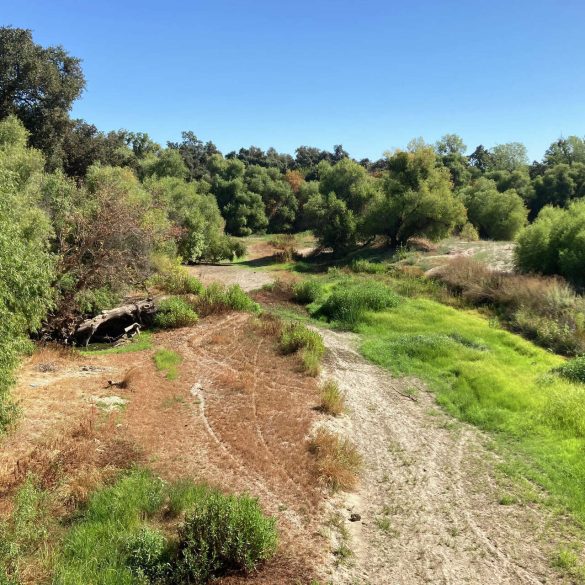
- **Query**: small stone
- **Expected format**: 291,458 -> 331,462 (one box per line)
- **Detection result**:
349,513 -> 361,522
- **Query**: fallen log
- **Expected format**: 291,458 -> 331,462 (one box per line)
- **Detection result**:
73,299 -> 156,346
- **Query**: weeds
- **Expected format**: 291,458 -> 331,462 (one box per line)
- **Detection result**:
349,258 -> 387,274
195,283 -> 259,315
308,428 -> 361,491
317,280 -> 400,327
154,297 -> 199,329
154,349 -> 182,380
553,356 -> 585,384
52,469 -> 278,584
279,322 -> 325,375
292,279 -> 323,304
319,379 -> 345,416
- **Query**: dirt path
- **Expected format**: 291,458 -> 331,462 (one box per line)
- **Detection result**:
318,328 -> 565,585
188,264 -> 274,291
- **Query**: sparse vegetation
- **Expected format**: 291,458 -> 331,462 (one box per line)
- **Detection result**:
308,428 -> 361,491
319,379 -> 345,416
154,349 -> 182,380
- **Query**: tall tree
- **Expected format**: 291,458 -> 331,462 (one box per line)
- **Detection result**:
0,27 -> 85,169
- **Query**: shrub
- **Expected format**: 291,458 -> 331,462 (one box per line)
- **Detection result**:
74,286 -> 121,316
319,379 -> 345,416
196,283 -> 260,315
176,491 -> 278,583
279,322 -> 325,375
125,528 -> 170,581
318,281 -> 401,326
308,429 -> 361,491
515,201 -> 585,287
459,222 -> 479,241
154,297 -> 199,329
349,259 -> 387,274
554,357 -> 585,384
292,279 -> 323,304
150,267 -> 203,296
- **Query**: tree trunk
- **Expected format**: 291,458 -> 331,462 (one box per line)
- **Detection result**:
74,299 -> 156,346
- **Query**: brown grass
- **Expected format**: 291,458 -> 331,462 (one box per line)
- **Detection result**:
319,379 -> 345,416
308,428 -> 361,491
29,343 -> 80,367
407,237 -> 438,252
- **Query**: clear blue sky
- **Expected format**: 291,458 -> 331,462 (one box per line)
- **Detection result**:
2,0 -> 584,160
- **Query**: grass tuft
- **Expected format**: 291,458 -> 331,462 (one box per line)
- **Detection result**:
154,349 -> 182,380
319,379 -> 345,416
308,428 -> 361,491
154,297 -> 199,329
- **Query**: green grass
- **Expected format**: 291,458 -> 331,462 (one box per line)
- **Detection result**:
302,271 -> 585,522
52,469 -> 277,585
154,348 -> 182,380
80,331 -> 153,355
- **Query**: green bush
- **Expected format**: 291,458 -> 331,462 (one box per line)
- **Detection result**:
151,270 -> 203,296
197,283 -> 259,315
318,281 -> 401,326
75,287 -> 121,316
176,491 -> 278,583
154,297 -> 199,329
554,357 -> 585,384
125,528 -> 170,582
515,201 -> 585,287
279,322 -> 324,357
349,259 -> 387,274
292,279 -> 322,304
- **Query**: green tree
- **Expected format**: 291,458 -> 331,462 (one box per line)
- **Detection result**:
0,116 -> 54,429
139,149 -> 188,180
489,142 -> 529,172
207,155 -> 268,236
435,134 -> 471,187
168,131 -> 220,181
531,163 -> 585,216
543,137 -> 585,167
460,177 -> 528,240
0,27 -> 85,168
370,145 -> 466,245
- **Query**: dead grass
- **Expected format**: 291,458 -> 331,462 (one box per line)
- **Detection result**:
407,237 -> 438,252
308,428 -> 361,491
319,379 -> 345,416
29,343 -> 80,367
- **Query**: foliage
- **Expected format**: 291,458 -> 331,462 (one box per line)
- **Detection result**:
317,280 -> 400,327
350,259 -> 388,274
0,27 -> 85,168
531,163 -> 585,217
0,116 -> 54,430
195,283 -> 260,315
554,357 -> 585,384
53,470 -> 274,584
279,322 -> 325,374
459,177 -> 528,240
292,279 -> 323,304
176,491 -> 278,583
515,200 -> 585,288
369,144 -> 466,245
154,297 -> 199,329
148,257 -> 204,295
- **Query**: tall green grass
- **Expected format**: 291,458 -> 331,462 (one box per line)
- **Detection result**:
53,469 -> 277,584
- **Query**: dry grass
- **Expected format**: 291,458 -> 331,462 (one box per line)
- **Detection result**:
308,428 -> 361,491
252,313 -> 284,337
29,343 -> 80,367
407,237 -> 438,252
319,379 -> 345,416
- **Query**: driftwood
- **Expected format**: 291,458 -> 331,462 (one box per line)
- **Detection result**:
74,299 -> 156,346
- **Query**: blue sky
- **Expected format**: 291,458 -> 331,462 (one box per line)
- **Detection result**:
2,0 -> 584,160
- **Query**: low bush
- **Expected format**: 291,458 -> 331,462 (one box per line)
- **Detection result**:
176,491 -> 278,583
292,279 -> 323,304
75,286 -> 121,316
554,357 -> 585,384
149,256 -> 204,295
279,322 -> 325,375
125,527 -> 170,582
54,469 -> 278,584
318,281 -> 401,327
349,259 -> 387,274
319,379 -> 345,416
459,222 -> 479,241
308,428 -> 361,491
195,283 -> 259,315
154,297 -> 199,329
